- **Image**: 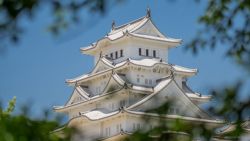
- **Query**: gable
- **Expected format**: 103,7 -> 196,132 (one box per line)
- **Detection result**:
102,73 -> 125,94
66,88 -> 89,106
129,80 -> 211,119
91,58 -> 113,74
133,19 -> 166,38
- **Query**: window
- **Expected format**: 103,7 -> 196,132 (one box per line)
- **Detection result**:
145,79 -> 148,84
176,108 -> 180,114
120,100 -> 125,107
115,51 -> 118,59
105,127 -> 110,136
169,107 -> 174,114
146,49 -> 149,56
139,48 -> 142,56
133,123 -> 136,130
149,79 -> 152,85
116,124 -> 120,133
137,123 -> 140,129
120,50 -> 123,57
110,53 -> 113,59
137,78 -> 140,83
153,50 -> 156,57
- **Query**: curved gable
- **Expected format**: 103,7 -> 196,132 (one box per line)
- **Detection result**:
91,57 -> 114,74
102,73 -> 125,94
128,79 -> 212,119
133,19 -> 166,38
65,87 -> 89,106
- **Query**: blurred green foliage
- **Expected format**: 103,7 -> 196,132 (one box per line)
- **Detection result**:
0,0 -> 123,48
188,0 -> 250,68
0,97 -> 72,141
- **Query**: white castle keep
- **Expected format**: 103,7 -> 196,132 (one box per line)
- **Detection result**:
53,9 -> 250,141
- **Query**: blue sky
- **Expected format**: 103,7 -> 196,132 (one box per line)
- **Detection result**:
0,0 -> 247,116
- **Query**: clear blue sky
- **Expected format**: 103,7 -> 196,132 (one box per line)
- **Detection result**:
0,1 -> 248,116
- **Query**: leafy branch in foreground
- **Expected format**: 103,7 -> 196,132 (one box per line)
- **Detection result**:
187,0 -> 250,68
0,0 -> 123,49
0,97 -> 73,141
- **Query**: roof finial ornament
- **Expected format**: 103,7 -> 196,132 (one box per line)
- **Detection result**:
111,20 -> 115,30
146,7 -> 151,18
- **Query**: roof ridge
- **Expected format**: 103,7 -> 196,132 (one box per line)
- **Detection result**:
113,16 -> 147,31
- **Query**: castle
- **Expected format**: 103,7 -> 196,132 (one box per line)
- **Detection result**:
53,9 -> 250,141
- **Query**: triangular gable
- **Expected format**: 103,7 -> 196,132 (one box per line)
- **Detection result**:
102,73 -> 125,94
65,87 -> 89,106
128,79 -> 211,119
91,57 -> 114,74
132,19 -> 166,38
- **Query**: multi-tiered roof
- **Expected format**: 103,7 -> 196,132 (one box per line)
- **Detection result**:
54,9 -> 224,141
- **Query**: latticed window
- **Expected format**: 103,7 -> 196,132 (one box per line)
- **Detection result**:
149,79 -> 152,85
116,124 -> 120,133
105,127 -> 111,136
133,123 -> 136,130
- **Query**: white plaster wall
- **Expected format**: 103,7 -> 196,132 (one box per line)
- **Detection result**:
240,134 -> 250,141
80,122 -> 101,140
94,38 -> 169,65
81,75 -> 110,96
127,40 -> 168,62
124,115 -> 161,133
101,116 -> 124,138
125,116 -> 145,132
126,66 -> 168,87
95,39 -> 130,64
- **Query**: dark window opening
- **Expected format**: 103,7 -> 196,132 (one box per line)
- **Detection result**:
115,51 -> 118,59
110,53 -> 113,59
153,50 -> 156,57
139,48 -> 141,56
146,49 -> 149,56
120,50 -> 123,57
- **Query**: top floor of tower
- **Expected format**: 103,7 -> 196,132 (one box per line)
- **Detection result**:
81,8 -> 182,64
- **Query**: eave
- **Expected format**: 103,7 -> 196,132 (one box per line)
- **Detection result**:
66,57 -> 197,85
67,108 -> 224,128
81,32 -> 181,55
